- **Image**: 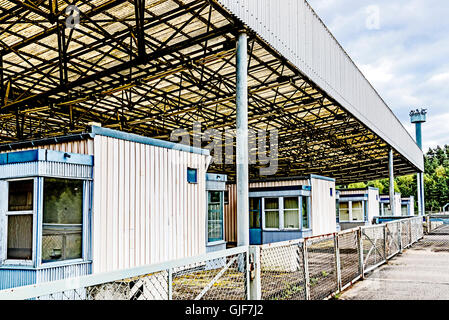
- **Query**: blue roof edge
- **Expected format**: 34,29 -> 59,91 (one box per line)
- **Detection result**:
89,126 -> 210,156
0,149 -> 94,166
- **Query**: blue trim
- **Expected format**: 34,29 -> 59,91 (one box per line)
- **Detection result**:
309,174 -> 335,182
0,149 -> 93,166
89,126 -> 210,156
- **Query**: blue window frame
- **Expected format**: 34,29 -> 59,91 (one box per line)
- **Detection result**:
187,168 -> 198,184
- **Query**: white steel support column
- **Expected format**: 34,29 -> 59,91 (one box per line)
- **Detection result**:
236,31 -> 249,247
389,149 -> 396,216
417,173 -> 422,216
419,172 -> 426,216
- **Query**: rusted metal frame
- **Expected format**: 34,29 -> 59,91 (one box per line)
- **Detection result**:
134,0 -> 146,58
1,0 -> 129,55
56,21 -> 68,87
0,53 -> 4,107
6,0 -> 51,20
199,5 -> 213,87
1,24 -> 236,112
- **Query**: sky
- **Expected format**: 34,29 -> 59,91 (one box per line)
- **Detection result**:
307,0 -> 449,152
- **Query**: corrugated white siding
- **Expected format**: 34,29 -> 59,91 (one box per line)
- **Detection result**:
310,177 -> 336,236
216,0 -> 423,171
92,135 -> 209,273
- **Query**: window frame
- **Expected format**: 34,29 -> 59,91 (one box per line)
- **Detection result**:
0,176 -> 92,269
206,190 -> 224,245
1,178 -> 37,267
261,196 -> 311,231
338,200 -> 366,222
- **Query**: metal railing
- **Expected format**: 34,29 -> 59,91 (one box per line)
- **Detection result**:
0,217 -> 424,300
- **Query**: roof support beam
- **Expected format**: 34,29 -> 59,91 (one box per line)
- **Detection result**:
6,0 -> 51,20
134,0 -> 146,58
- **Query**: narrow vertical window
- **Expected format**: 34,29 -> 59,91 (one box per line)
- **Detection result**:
284,197 -> 299,229
207,191 -> 223,242
264,198 -> 279,229
302,196 -> 310,229
7,180 -> 34,260
249,198 -> 261,228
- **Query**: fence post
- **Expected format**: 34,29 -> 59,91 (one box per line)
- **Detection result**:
357,228 -> 365,279
334,233 -> 342,292
248,246 -> 261,300
383,225 -> 388,261
302,240 -> 311,300
398,221 -> 403,253
168,268 -> 173,300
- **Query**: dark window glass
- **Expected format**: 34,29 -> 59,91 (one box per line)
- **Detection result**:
224,190 -> 229,205
187,168 -> 198,183
42,178 -> 83,263
302,197 -> 310,229
208,191 -> 223,242
249,198 -> 261,229
8,180 -> 33,211
7,214 -> 33,260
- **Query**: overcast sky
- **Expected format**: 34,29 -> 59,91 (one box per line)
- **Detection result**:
307,0 -> 449,152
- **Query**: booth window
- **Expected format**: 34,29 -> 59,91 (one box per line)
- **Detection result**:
8,180 -> 33,211
301,196 -> 310,229
339,202 -> 350,221
249,198 -> 261,228
264,198 -> 279,229
284,197 -> 299,229
207,191 -> 223,243
6,180 -> 34,260
42,178 -> 83,263
339,201 -> 365,222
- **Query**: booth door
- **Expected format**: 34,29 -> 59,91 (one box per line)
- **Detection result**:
249,198 -> 262,245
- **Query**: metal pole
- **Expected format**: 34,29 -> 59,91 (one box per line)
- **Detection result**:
420,173 -> 425,215
417,172 -> 422,216
236,31 -> 249,247
248,246 -> 261,300
389,149 -> 396,216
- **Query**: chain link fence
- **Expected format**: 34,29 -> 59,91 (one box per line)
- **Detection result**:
259,241 -> 306,300
0,217 -> 426,301
417,215 -> 449,253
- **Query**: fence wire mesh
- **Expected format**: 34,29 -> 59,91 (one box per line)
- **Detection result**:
2,217 -> 430,301
172,252 -> 247,300
338,231 -> 360,288
362,226 -> 385,272
306,236 -> 338,300
385,222 -> 400,258
417,216 -> 449,253
259,242 -> 306,300
401,220 -> 412,249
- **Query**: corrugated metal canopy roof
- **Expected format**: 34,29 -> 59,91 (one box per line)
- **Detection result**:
0,0 -> 423,183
